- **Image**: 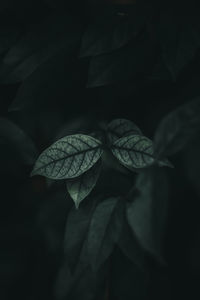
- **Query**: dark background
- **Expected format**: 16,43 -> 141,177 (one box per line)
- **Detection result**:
1,0 -> 200,299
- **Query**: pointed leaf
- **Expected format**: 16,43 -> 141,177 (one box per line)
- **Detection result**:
107,118 -> 142,145
127,168 -> 169,262
31,134 -> 103,179
85,197 -> 124,270
154,97 -> 200,158
67,160 -> 101,208
111,135 -> 155,169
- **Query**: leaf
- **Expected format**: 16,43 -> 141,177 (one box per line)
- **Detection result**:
55,261 -> 105,300
117,217 -> 148,271
107,118 -> 142,145
87,30 -> 157,87
63,197 -> 99,273
79,5 -> 147,57
158,11 -> 200,79
67,160 -> 101,209
84,197 -> 124,271
111,135 -> 155,169
126,168 -> 169,262
157,158 -> 174,168
31,134 -> 103,179
0,12 -> 82,83
154,97 -> 200,158
0,118 -> 38,165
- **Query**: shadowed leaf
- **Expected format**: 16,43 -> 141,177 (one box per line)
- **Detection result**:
127,168 -> 169,263
158,11 -> 200,79
63,197 -> 99,273
87,31 -> 156,87
107,118 -> 142,145
80,5 -> 147,57
85,197 -> 124,271
154,97 -> 200,158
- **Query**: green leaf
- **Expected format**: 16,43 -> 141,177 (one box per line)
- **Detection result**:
84,197 -> 124,271
126,168 -> 169,263
111,135 -> 155,169
0,118 -> 38,165
154,97 -> 200,158
107,118 -> 142,145
31,134 -> 103,179
67,160 -> 101,209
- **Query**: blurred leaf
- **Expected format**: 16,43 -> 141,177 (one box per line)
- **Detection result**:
0,117 -> 38,165
63,197 -> 98,273
7,49 -> 88,145
154,97 -> 200,158
31,134 -> 103,179
67,160 -> 101,209
158,11 -> 200,80
107,118 -> 142,145
126,167 -> 169,262
0,11 -> 82,83
117,217 -> 147,270
85,197 -> 124,271
80,5 -> 147,57
111,135 -> 155,169
87,31 -> 156,87
55,261 -> 105,300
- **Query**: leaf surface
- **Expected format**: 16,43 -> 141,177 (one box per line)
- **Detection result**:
67,160 -> 101,208
111,135 -> 154,169
31,134 -> 103,179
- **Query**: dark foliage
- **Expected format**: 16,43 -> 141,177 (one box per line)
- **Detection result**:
1,1 -> 200,300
